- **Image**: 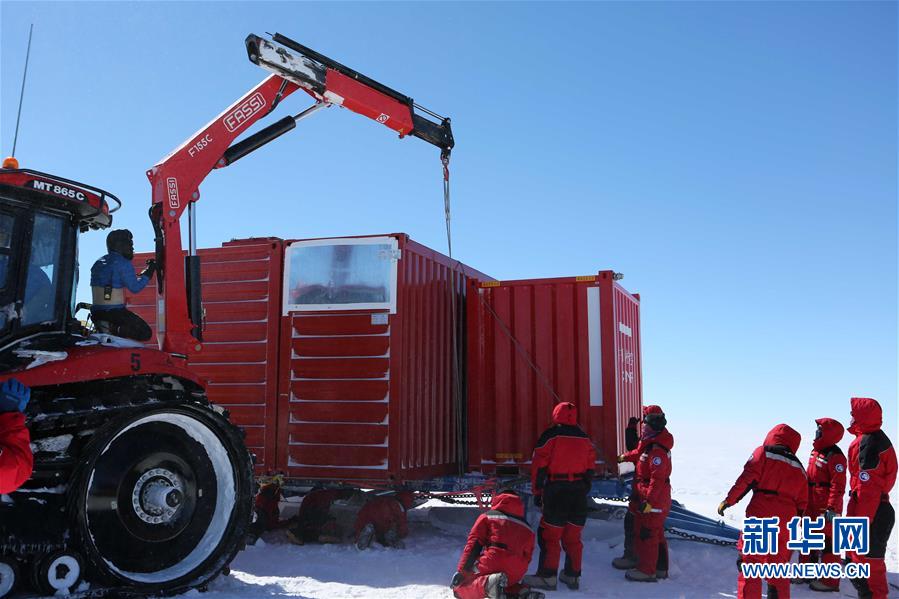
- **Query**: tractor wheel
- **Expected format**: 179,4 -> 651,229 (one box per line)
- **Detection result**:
71,403 -> 254,594
0,558 -> 18,597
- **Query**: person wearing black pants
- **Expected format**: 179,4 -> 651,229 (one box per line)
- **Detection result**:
612,416 -> 640,570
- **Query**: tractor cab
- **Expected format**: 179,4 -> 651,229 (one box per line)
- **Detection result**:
0,160 -> 119,349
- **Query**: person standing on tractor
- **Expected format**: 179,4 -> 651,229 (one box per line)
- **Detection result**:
616,405 -> 674,583
796,417 -> 846,593
90,229 -> 155,341
845,397 -> 896,599
719,424 -> 807,599
451,488 -> 543,599
522,402 -> 596,592
0,379 -> 33,494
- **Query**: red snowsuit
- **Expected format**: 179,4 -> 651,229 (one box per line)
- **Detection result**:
530,402 -> 596,578
725,424 -> 807,599
454,491 -> 535,599
0,411 -> 33,494
846,398 -> 896,599
353,492 -> 413,546
290,488 -> 354,543
799,417 -> 846,590
620,422 -> 673,576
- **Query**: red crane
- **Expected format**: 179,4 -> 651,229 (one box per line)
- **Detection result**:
0,32 -> 453,596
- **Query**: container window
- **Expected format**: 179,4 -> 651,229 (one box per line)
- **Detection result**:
283,237 -> 399,314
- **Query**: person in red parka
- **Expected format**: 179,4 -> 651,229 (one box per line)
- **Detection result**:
797,417 -> 847,593
452,488 -> 543,599
617,405 -> 673,582
522,402 -> 596,592
286,487 -> 355,545
353,490 -> 415,549
845,397 -> 896,599
0,379 -> 33,495
611,416 -> 641,571
719,424 -> 807,599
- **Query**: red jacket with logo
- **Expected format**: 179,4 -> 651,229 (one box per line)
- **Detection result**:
0,412 -> 32,494
806,418 -> 847,516
457,491 -> 535,584
725,424 -> 808,520
531,403 -> 596,497
621,428 -> 674,514
846,398 -> 897,519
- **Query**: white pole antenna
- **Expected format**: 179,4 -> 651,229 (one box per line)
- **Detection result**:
11,24 -> 34,158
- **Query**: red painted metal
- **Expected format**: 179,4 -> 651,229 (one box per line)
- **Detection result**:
0,345 -> 201,388
146,75 -> 301,358
128,234 -> 490,481
128,238 -> 284,472
278,234 -> 490,482
466,271 -> 642,476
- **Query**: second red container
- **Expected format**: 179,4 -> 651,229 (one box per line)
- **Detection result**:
466,271 -> 642,476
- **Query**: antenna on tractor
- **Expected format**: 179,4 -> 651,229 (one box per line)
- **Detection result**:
7,24 -> 34,165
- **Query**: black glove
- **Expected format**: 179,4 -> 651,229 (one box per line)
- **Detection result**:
451,571 -> 465,588
140,259 -> 157,280
0,379 -> 30,413
533,494 -> 542,508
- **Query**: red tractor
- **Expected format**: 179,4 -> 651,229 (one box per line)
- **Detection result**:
0,33 -> 452,596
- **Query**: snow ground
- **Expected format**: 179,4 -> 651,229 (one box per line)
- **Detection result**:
192,498 -> 898,599
189,432 -> 898,599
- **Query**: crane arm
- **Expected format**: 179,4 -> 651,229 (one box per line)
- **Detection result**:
147,33 -> 454,357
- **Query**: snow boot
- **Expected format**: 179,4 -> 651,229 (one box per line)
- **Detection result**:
515,590 -> 546,599
656,570 -> 668,580
559,571 -> 579,590
483,572 -> 508,599
612,555 -> 638,570
355,523 -> 375,550
808,580 -> 839,593
521,574 -> 557,591
625,569 -> 658,582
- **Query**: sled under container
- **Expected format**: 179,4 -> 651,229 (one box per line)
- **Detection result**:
127,234 -> 490,482
466,272 -> 642,476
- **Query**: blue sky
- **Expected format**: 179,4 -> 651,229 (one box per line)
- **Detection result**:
2,2 -> 895,449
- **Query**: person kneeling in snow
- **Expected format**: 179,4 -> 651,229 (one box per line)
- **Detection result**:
0,379 -> 34,494
451,488 -> 544,599
353,490 -> 415,549
286,487 -> 356,545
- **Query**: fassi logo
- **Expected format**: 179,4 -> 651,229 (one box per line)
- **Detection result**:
166,177 -> 179,209
223,93 -> 267,132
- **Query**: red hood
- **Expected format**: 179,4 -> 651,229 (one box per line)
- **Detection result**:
491,491 -> 525,518
764,424 -> 801,454
813,418 -> 844,451
552,402 -> 578,426
848,397 -> 882,436
643,404 -> 663,417
647,428 -> 674,451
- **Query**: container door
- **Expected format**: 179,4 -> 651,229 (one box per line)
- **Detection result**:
279,237 -> 399,480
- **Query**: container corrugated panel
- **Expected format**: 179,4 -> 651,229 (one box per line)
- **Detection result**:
467,271 -> 642,475
278,234 -> 490,482
126,239 -> 284,473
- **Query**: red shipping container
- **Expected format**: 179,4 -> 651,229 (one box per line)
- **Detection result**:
129,234 -> 489,482
128,239 -> 284,473
277,234 -> 489,481
466,271 -> 642,476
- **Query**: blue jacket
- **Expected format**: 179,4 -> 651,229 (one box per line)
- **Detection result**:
90,252 -> 148,310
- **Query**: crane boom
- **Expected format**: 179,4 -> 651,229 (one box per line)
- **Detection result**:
147,33 -> 454,357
